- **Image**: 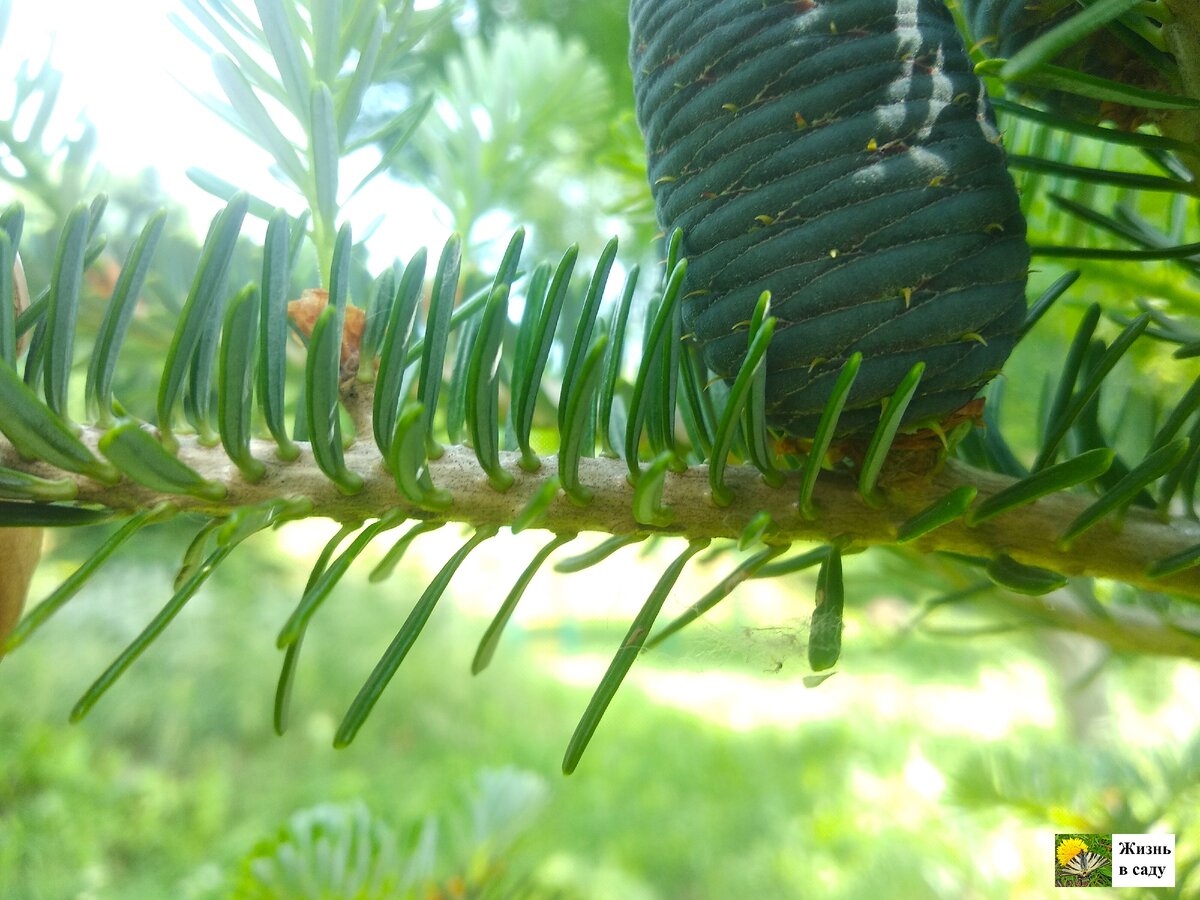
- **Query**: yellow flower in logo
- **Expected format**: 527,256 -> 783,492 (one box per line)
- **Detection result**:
1057,838 -> 1088,867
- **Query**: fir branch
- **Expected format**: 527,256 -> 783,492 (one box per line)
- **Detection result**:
6,431 -> 1200,603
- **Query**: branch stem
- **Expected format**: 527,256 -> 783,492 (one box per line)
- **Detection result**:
1162,0 -> 1200,172
4,430 -> 1200,600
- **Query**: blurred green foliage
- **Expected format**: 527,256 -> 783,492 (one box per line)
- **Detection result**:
0,527 -> 1196,897
387,24 -> 617,254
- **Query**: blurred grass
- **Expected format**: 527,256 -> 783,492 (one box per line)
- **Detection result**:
1,524 -> 1197,899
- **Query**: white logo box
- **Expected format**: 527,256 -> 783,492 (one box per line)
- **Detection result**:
1111,833 -> 1175,888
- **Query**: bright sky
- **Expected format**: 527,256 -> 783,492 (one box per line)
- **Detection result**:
1,0 -> 444,263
